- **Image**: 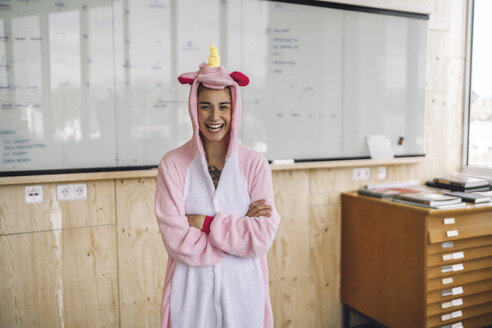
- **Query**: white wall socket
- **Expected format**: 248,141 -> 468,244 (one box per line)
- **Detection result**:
57,183 -> 87,201
377,166 -> 388,180
25,185 -> 44,204
352,167 -> 371,180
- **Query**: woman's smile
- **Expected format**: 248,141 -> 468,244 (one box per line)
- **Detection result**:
206,123 -> 226,132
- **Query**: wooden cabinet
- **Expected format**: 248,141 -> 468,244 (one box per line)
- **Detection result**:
341,192 -> 492,328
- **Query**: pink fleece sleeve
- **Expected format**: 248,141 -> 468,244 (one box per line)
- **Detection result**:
208,156 -> 281,259
155,159 -> 226,267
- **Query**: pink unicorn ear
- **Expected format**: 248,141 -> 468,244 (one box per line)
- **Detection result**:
230,71 -> 250,87
178,71 -> 199,85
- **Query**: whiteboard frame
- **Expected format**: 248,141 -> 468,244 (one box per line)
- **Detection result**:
0,0 -> 429,177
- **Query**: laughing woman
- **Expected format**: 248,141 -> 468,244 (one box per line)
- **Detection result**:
154,45 -> 281,328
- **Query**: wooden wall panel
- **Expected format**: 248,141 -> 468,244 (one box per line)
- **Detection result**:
0,180 -> 115,235
269,170 -> 311,327
116,178 -> 167,328
269,170 -> 342,328
386,164 -> 420,182
0,226 -> 118,328
309,204 -> 342,328
270,170 -> 310,279
311,168 -> 356,194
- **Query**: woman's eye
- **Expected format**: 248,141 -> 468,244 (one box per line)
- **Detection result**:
201,105 -> 212,111
220,105 -> 230,110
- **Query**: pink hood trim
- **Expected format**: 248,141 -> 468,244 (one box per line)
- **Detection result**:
178,63 -> 249,159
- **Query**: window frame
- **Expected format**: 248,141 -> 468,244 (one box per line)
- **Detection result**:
462,0 -> 492,178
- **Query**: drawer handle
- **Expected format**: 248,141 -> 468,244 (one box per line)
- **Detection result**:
441,298 -> 463,309
441,286 -> 463,297
441,321 -> 463,328
443,217 -> 456,225
442,277 -> 454,285
452,263 -> 464,271
441,241 -> 454,249
446,230 -> 459,238
442,264 -> 464,273
442,251 -> 464,261
441,310 -> 462,322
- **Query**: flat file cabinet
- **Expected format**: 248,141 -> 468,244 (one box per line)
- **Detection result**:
341,192 -> 492,328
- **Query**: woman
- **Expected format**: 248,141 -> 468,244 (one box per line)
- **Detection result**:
155,45 -> 281,328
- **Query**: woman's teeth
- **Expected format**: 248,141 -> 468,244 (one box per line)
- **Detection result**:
207,124 -> 224,132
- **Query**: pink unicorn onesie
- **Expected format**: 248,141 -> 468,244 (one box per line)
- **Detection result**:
155,45 -> 281,328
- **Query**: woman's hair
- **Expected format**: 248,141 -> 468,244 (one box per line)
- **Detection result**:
197,83 -> 231,97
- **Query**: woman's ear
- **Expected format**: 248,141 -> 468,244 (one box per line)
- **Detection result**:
230,71 -> 250,87
178,71 -> 199,85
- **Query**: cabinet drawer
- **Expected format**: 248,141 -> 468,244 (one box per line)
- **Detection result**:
436,312 -> 492,328
426,302 -> 492,328
427,245 -> 492,267
428,213 -> 492,230
427,235 -> 492,255
427,290 -> 492,316
427,257 -> 492,279
428,222 -> 492,244
427,279 -> 492,304
427,268 -> 492,292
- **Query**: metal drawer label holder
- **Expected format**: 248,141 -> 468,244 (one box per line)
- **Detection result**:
442,251 -> 464,261
441,286 -> 463,297
441,298 -> 463,309
441,241 -> 454,249
441,310 -> 462,322
442,277 -> 454,285
443,218 -> 456,225
441,263 -> 464,273
446,230 -> 459,238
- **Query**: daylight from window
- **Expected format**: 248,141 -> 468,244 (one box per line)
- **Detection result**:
469,0 -> 492,169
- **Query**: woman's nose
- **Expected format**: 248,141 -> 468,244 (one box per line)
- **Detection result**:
210,107 -> 220,120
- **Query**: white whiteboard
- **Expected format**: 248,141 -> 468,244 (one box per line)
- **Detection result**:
0,0 -> 427,175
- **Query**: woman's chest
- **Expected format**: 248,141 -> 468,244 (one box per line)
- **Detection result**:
184,152 -> 250,216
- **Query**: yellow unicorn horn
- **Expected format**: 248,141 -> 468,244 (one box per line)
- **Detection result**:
208,45 -> 220,67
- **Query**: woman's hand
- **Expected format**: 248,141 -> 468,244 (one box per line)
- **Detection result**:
246,199 -> 272,218
187,214 -> 206,230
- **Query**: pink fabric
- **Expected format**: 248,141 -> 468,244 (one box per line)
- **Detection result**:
209,147 -> 280,259
157,62 -> 280,328
155,141 -> 226,267
183,64 -> 242,159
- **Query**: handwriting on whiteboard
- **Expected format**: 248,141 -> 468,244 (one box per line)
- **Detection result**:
268,27 -> 298,74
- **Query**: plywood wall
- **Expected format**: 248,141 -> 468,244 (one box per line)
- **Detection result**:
0,182 -> 118,328
116,178 -> 166,328
0,0 -> 468,327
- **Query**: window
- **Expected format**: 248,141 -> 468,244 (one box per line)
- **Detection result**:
464,0 -> 492,175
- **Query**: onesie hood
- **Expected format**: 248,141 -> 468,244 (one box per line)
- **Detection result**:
178,45 -> 249,158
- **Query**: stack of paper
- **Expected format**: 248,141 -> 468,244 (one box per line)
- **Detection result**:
392,192 -> 466,209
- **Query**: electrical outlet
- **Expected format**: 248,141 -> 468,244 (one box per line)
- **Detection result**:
25,185 -> 44,204
377,166 -> 388,180
352,167 -> 371,180
57,183 -> 87,201
72,183 -> 87,200
57,184 -> 71,201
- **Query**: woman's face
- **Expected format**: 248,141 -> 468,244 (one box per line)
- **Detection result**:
197,87 -> 232,144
